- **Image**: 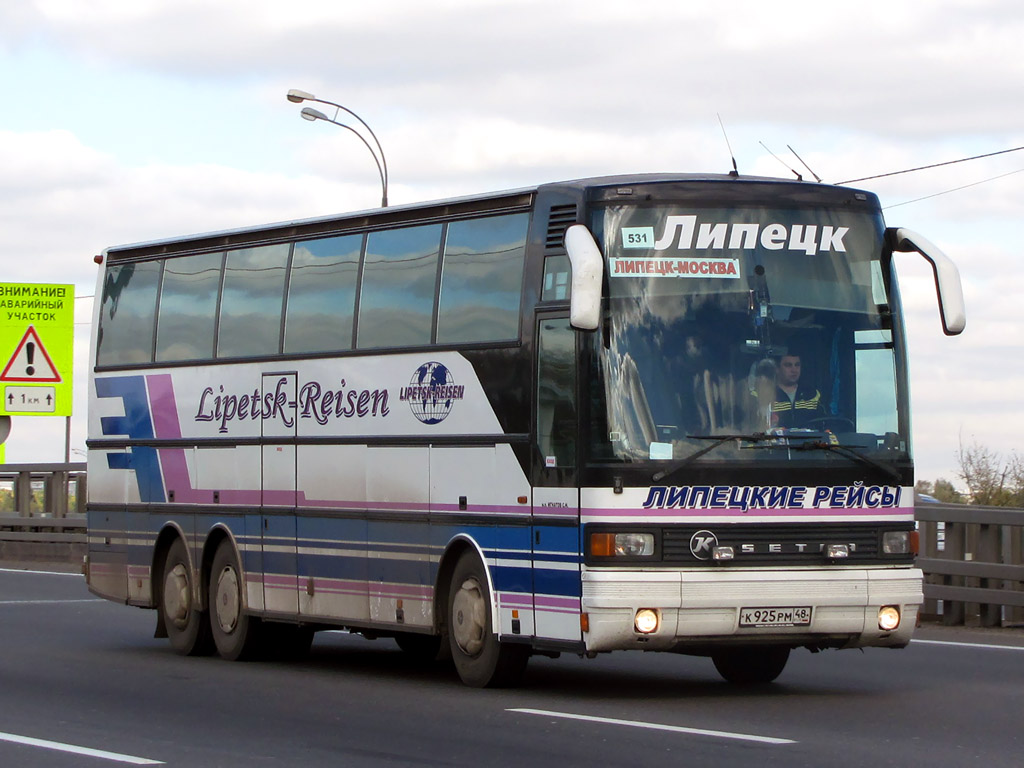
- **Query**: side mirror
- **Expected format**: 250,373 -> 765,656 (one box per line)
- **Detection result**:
564,224 -> 604,331
887,227 -> 966,335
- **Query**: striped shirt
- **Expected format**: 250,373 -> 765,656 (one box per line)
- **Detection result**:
771,386 -> 822,428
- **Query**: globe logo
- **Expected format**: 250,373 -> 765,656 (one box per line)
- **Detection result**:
401,362 -> 465,425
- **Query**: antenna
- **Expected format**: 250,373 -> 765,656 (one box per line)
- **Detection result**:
717,114 -> 739,177
788,145 -> 822,183
760,142 -> 802,181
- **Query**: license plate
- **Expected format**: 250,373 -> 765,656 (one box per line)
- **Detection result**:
739,606 -> 812,628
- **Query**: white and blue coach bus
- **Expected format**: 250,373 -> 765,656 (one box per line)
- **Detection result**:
87,173 -> 965,687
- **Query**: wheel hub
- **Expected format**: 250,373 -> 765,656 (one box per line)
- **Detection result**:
214,565 -> 240,634
163,564 -> 190,628
451,577 -> 486,656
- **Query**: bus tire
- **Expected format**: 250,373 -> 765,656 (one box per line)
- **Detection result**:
447,552 -> 528,687
712,646 -> 790,685
394,632 -> 450,663
209,539 -> 262,661
160,537 -> 213,656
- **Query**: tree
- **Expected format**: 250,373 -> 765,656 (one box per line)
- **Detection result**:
956,439 -> 1024,507
915,478 -> 965,503
932,478 -> 965,504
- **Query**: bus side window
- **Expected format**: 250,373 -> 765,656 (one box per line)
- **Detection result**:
537,318 -> 576,468
96,261 -> 162,366
542,255 -> 571,301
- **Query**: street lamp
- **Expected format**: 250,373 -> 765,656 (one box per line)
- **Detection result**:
287,89 -> 389,207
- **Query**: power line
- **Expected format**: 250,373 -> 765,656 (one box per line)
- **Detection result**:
882,167 -> 1024,210
837,144 -> 1024,185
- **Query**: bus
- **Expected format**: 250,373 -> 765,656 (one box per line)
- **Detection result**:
86,173 -> 965,687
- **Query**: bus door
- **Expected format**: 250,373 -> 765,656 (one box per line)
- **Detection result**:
532,316 -> 582,642
261,372 -> 299,616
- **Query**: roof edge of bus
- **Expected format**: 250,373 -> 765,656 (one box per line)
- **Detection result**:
102,172 -> 856,255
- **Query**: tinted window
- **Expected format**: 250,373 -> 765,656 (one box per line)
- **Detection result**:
542,255 -> 571,301
96,261 -> 162,365
357,224 -> 442,349
537,318 -> 576,468
284,235 -> 362,353
437,214 -> 527,343
156,252 -> 223,362
217,244 -> 290,358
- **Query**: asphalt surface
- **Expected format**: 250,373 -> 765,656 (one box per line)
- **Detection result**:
1,562 -> 1022,767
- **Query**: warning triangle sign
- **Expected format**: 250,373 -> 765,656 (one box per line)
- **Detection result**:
0,326 -> 62,383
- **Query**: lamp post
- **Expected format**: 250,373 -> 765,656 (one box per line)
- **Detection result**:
287,89 -> 389,207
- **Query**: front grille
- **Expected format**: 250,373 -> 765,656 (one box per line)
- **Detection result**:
660,523 -> 907,566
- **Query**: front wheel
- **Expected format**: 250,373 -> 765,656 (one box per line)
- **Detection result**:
447,552 -> 528,687
209,540 -> 262,661
395,632 -> 450,663
712,646 -> 790,685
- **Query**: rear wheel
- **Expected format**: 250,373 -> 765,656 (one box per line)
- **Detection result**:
447,552 -> 528,687
712,646 -> 790,685
161,537 -> 212,655
209,540 -> 262,661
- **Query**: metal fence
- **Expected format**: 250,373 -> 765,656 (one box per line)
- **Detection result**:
1,465 -> 1021,626
0,462 -> 86,562
916,501 -> 1024,627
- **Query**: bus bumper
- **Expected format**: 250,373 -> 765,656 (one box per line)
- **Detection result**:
580,567 -> 922,653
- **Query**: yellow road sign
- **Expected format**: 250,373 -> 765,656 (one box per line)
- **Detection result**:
0,283 -> 74,416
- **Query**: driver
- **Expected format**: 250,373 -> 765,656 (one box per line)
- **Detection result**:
771,353 -> 822,428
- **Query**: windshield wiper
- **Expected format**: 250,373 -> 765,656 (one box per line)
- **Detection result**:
789,440 -> 904,484
652,433 -> 905,485
652,433 -> 778,483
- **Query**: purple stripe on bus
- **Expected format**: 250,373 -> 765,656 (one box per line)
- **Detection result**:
533,595 -> 580,609
582,507 -> 914,518
146,374 -> 182,440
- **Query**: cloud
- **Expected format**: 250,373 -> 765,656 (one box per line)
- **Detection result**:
8,1 -> 1024,139
1,0 -> 1022,478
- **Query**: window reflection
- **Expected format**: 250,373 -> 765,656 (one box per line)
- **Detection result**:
96,261 -> 161,365
284,235 -> 362,353
588,204 -> 904,466
217,244 -> 290,358
437,214 -> 527,343
156,252 -> 223,362
358,224 -> 442,349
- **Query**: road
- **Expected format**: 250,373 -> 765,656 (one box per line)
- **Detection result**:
1,565 -> 1022,767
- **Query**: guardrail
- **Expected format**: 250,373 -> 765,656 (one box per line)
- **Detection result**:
916,501 -> 1024,627
0,462 -> 87,562
1,466 -> 1021,625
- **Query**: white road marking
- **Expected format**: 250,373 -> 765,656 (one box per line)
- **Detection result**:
913,638 -> 1024,652
508,708 -> 796,745
0,731 -> 164,765
0,567 -> 82,577
0,599 -> 104,605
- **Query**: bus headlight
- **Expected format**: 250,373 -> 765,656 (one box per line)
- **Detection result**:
634,608 -> 660,634
882,531 -> 912,555
878,606 -> 901,631
590,532 -> 655,557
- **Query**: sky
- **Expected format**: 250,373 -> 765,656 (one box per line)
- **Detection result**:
1,0 -> 1022,488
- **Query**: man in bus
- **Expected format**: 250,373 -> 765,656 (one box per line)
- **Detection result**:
770,352 -> 822,429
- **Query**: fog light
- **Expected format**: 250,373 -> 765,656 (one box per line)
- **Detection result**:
825,544 -> 850,559
634,608 -> 659,634
712,546 -> 735,562
878,605 -> 901,631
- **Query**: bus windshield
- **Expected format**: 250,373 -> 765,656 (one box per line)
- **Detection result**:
587,203 -> 907,467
